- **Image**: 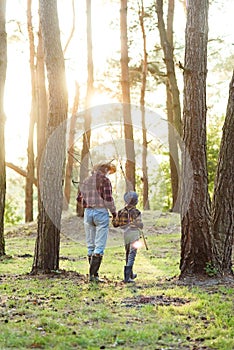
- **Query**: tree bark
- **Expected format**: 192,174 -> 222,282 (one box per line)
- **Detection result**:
211,71 -> 234,275
120,0 -> 135,191
156,0 -> 181,212
63,0 -> 77,211
5,162 -> 37,186
156,0 -> 182,137
138,0 -> 149,210
63,0 -> 79,210
36,24 -> 47,183
179,0 -> 215,278
31,0 -> 68,274
64,82 -> 79,210
166,80 -> 180,212
77,0 -> 94,217
0,0 -> 6,256
25,0 -> 36,222
63,0 -> 75,55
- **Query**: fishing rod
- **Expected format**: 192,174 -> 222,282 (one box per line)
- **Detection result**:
109,125 -> 149,251
67,150 -> 82,165
83,127 -> 94,170
139,229 -> 149,250
109,131 -> 128,184
67,150 -> 92,187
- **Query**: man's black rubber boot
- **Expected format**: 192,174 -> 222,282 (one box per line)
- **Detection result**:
89,255 -> 103,282
88,255 -> 99,277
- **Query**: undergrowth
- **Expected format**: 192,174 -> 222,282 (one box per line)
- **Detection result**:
0,212 -> 233,350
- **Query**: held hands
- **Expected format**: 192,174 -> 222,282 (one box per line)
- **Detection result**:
112,213 -> 119,227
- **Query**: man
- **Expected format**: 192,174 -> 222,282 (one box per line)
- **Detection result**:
77,162 -> 117,282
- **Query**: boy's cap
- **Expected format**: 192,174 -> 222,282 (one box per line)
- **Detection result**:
124,191 -> 138,205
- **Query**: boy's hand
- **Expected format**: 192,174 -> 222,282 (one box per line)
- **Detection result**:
112,216 -> 119,227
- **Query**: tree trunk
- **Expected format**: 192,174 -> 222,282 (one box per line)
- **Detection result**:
179,0 -> 215,278
138,0 -> 149,210
5,162 -> 37,186
36,24 -> 47,183
166,80 -> 180,212
0,0 -> 6,256
31,0 -> 68,274
156,0 -> 181,212
64,82 -> 79,210
63,0 -> 75,55
77,0 -> 94,217
25,0 -> 36,222
156,0 -> 182,137
211,71 -> 234,276
62,0 -> 77,210
120,0 -> 135,191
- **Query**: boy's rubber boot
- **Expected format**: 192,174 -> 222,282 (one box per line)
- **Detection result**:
125,248 -> 137,280
89,255 -> 104,282
124,266 -> 135,283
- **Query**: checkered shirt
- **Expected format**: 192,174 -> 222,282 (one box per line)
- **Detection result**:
77,170 -> 116,215
113,205 -> 143,230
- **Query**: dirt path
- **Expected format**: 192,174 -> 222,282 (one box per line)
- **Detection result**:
60,211 -> 181,247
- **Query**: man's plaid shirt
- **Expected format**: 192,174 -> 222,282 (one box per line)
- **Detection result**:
77,170 -> 116,215
112,205 -> 143,230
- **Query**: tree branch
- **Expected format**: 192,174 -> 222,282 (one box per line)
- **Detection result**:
6,162 -> 37,187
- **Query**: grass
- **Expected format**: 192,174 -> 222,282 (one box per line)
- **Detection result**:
0,212 -> 233,349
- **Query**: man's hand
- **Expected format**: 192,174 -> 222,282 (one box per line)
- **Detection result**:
112,214 -> 119,227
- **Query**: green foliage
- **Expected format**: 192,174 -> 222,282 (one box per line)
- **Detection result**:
0,215 -> 233,349
207,115 -> 225,196
5,170 -> 25,226
150,157 -> 173,211
145,114 -> 224,211
4,197 -> 23,226
204,261 -> 218,277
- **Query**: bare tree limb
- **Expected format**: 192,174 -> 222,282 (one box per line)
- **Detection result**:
6,162 -> 37,187
63,0 -> 75,55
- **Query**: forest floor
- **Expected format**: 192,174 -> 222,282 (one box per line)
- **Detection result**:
1,211 -> 234,350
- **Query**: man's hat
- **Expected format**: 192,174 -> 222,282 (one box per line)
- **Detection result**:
94,161 -> 116,174
108,163 -> 116,174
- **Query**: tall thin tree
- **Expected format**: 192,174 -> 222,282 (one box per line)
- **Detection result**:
36,24 -> 48,184
120,0 -> 136,191
63,0 -> 78,210
25,0 -> 36,222
0,0 -> 6,256
82,0 -> 94,172
77,0 -> 94,217
64,82 -> 79,209
156,0 -> 181,212
156,0 -> 182,137
180,0 -> 215,278
138,0 -> 149,209
211,70 -> 234,276
31,0 -> 68,274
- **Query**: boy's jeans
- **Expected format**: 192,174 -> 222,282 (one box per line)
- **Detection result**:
84,208 -> 110,256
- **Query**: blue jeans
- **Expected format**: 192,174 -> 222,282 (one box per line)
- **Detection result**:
84,208 -> 110,256
125,242 -> 137,267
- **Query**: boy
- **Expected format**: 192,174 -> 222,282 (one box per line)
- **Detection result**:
112,191 -> 143,283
